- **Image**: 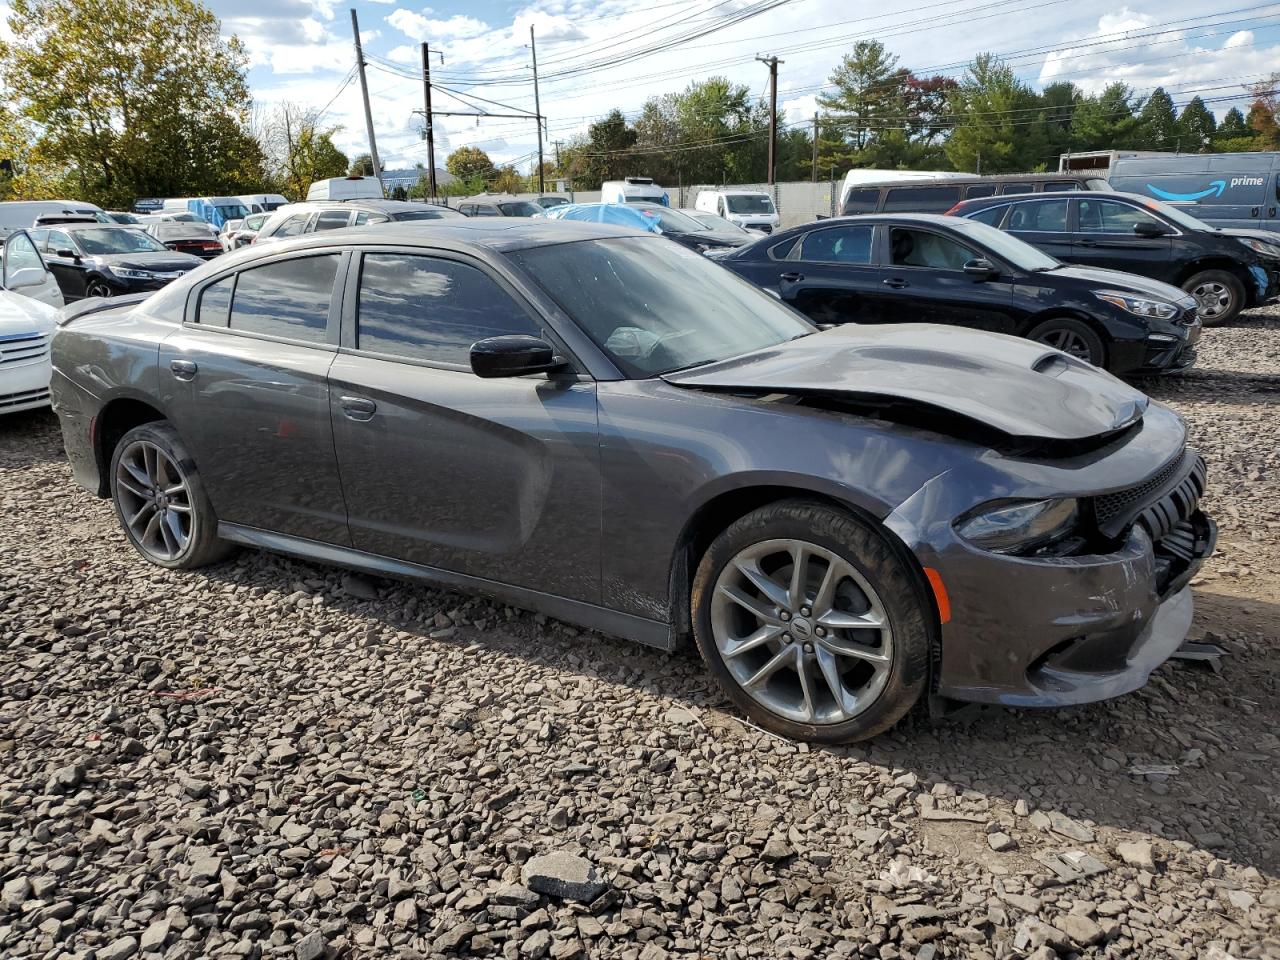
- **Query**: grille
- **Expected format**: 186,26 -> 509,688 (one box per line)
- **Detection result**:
1137,455 -> 1206,543
0,387 -> 50,410
1092,449 -> 1205,540
0,332 -> 49,366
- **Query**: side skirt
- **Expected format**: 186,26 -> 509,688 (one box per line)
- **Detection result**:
217,522 -> 675,652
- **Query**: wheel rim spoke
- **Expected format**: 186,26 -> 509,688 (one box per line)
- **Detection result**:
818,634 -> 891,663
718,583 -> 782,625
816,608 -> 885,630
115,439 -> 193,561
744,645 -> 795,690
723,624 -> 784,660
733,557 -> 789,609
814,646 -> 854,715
787,543 -> 810,610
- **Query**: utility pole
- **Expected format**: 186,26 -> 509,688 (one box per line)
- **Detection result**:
554,140 -> 562,171
756,55 -> 782,185
530,26 -> 545,194
350,9 -> 383,193
420,42 -> 437,200
811,112 -> 819,183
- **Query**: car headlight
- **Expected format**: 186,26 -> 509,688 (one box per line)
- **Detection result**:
1093,290 -> 1179,319
1237,236 -> 1280,258
106,266 -> 155,280
955,498 -> 1079,555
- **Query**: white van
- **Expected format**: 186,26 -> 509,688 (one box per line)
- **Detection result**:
306,177 -> 384,202
695,190 -> 780,233
600,177 -> 668,206
837,169 -> 968,217
236,193 -> 290,214
0,200 -> 110,238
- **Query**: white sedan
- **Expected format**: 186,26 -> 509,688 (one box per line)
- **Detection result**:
1,230 -> 62,414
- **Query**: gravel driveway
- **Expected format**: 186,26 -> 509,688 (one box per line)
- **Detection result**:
2,311 -> 1277,960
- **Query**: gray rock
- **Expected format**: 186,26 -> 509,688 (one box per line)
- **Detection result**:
229,911 -> 270,934
521,852 -> 607,903
434,922 -> 477,952
1115,841 -> 1155,869
47,764 -> 84,793
393,897 -> 417,928
761,836 -> 794,863
98,936 -> 139,960
1045,811 -> 1095,843
987,832 -> 1017,852
140,919 -> 171,952
521,929 -> 552,958
295,931 -> 325,960
1058,912 -> 1103,945
1,876 -> 31,911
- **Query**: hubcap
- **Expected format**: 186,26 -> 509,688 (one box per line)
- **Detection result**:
1038,328 -> 1093,362
1190,281 -> 1230,320
710,538 -> 894,725
88,282 -> 113,298
115,440 -> 193,561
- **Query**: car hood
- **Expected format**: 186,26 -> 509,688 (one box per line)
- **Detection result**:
1216,228 -> 1280,252
663,324 -> 1149,443
683,230 -> 750,247
1045,265 -> 1192,302
94,252 -> 205,271
0,290 -> 57,334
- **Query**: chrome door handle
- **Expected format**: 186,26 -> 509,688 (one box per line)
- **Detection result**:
780,272 -> 804,282
340,396 -> 376,421
169,359 -> 197,381
882,278 -> 909,289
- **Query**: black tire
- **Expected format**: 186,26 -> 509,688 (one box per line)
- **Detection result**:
691,499 -> 931,743
108,421 -> 233,569
1182,269 -> 1244,326
85,278 -> 114,299
1026,316 -> 1107,367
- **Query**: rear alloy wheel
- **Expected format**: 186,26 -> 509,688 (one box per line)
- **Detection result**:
692,500 -> 930,742
109,422 -> 232,569
1183,270 -> 1244,325
1027,317 -> 1106,367
85,279 -> 114,299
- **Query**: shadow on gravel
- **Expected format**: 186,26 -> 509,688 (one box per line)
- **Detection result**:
192,545 -> 1280,876
0,409 -> 67,466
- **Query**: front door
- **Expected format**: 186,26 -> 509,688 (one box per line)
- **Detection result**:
157,252 -> 350,545
38,229 -> 89,299
776,222 -> 882,324
328,249 -> 602,601
1071,197 -> 1174,284
1,230 -> 63,307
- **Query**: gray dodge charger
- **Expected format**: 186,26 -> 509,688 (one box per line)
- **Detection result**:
49,220 -> 1216,742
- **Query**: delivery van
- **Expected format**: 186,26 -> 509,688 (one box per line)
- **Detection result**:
306,176 -> 384,202
600,177 -> 668,205
236,193 -> 290,214
694,190 -> 780,233
1109,152 -> 1280,232
0,200 -> 110,238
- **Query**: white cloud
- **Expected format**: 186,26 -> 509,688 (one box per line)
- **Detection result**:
385,9 -> 490,42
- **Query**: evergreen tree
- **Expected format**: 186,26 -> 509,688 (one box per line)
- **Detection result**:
1213,106 -> 1257,151
1175,97 -> 1216,152
1136,88 -> 1178,150
944,53 -> 1038,173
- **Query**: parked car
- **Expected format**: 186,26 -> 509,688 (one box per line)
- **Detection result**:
48,220 -> 1215,742
1,229 -> 64,308
236,193 -> 290,214
0,287 -> 57,415
145,220 -> 224,260
600,177 -> 668,205
254,200 -> 465,244
0,200 -> 110,238
220,212 -> 270,251
106,211 -> 142,225
456,194 -> 544,217
533,196 -> 571,210
137,213 -> 205,224
948,191 -> 1280,324
680,209 -> 765,237
841,173 -> 1111,217
719,214 -> 1199,376
694,189 -> 780,233
30,224 -> 204,300
545,202 -> 750,253
1108,151 -> 1280,232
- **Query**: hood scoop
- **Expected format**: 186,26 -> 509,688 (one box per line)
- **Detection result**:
664,324 -> 1149,444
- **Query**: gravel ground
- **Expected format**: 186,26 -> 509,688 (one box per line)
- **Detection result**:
2,309 -> 1278,960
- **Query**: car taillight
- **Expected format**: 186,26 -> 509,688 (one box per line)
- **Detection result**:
943,203 -> 963,216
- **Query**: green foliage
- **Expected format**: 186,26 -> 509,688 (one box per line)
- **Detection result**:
0,0 -> 265,207
1215,107 -> 1252,145
446,146 -> 495,181
1176,97 -> 1216,152
258,104 -> 348,200
1136,88 -> 1178,150
945,54 -> 1040,172
349,154 -> 374,177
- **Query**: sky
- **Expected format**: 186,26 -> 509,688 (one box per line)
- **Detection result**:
9,0 -> 1280,172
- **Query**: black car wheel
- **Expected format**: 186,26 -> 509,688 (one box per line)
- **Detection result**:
1027,317 -> 1106,367
85,279 -> 115,299
691,500 -> 930,743
109,422 -> 233,569
1183,270 -> 1244,325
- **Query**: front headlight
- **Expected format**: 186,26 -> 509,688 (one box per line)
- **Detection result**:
106,266 -> 155,280
956,498 -> 1079,555
1237,236 -> 1280,258
1093,290 -> 1179,319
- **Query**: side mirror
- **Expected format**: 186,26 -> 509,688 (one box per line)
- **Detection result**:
963,258 -> 999,278
1133,221 -> 1169,238
470,335 -> 566,379
55,247 -> 76,259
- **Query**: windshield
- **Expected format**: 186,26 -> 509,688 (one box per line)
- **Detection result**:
512,236 -> 812,378
631,204 -> 706,234
214,203 -> 251,220
499,201 -> 543,217
74,228 -> 169,255
690,212 -> 745,233
156,223 -> 214,238
392,208 -> 466,221
949,218 -> 1060,271
108,212 -> 139,224
538,196 -> 569,207
1138,197 -> 1213,232
725,194 -> 775,214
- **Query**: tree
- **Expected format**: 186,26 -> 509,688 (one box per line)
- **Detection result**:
258,103 -> 348,200
817,41 -> 900,153
0,0 -> 263,208
1135,88 -> 1178,150
561,109 -> 639,188
1176,97 -> 1216,152
1068,83 -> 1139,153
446,146 -> 495,181
492,165 -> 522,193
349,153 -> 374,177
1245,77 -> 1280,151
1214,106 -> 1257,151
944,53 -> 1038,173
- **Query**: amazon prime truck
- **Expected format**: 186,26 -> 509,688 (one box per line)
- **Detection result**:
1108,151 -> 1280,233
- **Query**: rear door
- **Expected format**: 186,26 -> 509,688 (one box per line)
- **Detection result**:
157,251 -> 350,545
1071,197 -> 1174,283
775,222 -> 881,324
1002,197 -> 1074,261
326,247 -> 601,600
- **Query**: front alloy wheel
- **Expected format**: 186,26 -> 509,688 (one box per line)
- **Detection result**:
86,279 -> 114,298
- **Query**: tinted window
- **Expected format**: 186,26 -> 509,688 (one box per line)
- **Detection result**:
47,230 -> 73,253
797,225 -> 873,264
198,276 -> 234,327
458,205 -> 475,216
476,206 -> 501,217
353,212 -> 390,225
1043,180 -> 1081,192
314,210 -> 352,231
1078,198 -> 1165,233
1005,199 -> 1069,232
842,189 -> 880,215
273,214 -> 311,238
890,229 -> 974,270
229,255 -> 339,343
1000,183 -> 1034,195
965,184 -> 997,198
882,185 -> 961,212
4,232 -> 44,279
767,236 -> 799,260
498,201 -> 542,217
393,208 -> 465,221
968,204 -> 1008,227
356,254 -> 539,365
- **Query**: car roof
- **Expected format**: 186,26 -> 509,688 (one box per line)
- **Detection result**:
951,190 -> 1151,211
458,194 -> 531,204
288,199 -> 455,213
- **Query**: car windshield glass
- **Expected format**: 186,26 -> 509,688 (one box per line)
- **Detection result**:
393,208 -> 465,221
691,212 -> 745,232
512,236 -> 812,378
631,205 -> 706,233
498,201 -> 542,217
948,218 -> 1060,271
1139,198 -> 1211,232
157,224 -> 212,238
725,194 -> 775,214
74,228 -> 169,255
215,203 -> 251,220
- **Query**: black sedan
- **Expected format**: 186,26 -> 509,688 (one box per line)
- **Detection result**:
30,225 -> 204,300
718,214 -> 1200,376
